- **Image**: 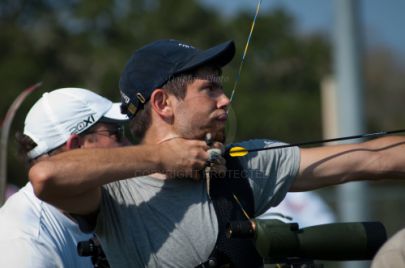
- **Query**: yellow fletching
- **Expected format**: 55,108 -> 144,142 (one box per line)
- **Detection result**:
229,146 -> 248,157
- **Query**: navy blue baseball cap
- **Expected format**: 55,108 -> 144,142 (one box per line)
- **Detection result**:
119,39 -> 236,117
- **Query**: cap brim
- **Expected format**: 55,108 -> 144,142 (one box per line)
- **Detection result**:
176,40 -> 235,74
101,103 -> 130,123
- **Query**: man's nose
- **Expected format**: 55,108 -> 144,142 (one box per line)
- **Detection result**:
217,93 -> 230,109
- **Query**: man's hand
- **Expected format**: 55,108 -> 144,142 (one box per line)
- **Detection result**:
157,138 -> 212,180
206,146 -> 227,177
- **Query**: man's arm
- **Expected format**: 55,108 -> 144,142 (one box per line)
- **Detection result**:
29,138 -> 210,214
291,136 -> 405,191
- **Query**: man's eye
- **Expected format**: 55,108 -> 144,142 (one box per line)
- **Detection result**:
202,86 -> 213,92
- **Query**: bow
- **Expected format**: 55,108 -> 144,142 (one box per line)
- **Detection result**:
0,82 -> 42,205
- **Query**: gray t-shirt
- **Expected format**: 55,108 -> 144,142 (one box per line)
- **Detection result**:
96,139 -> 300,268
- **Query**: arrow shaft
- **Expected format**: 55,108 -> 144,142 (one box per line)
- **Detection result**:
234,129 -> 405,154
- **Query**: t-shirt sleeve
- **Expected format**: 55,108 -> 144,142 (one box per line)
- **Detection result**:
0,238 -> 61,267
229,139 -> 300,216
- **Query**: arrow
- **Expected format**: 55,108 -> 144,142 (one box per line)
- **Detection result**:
228,129 -> 405,157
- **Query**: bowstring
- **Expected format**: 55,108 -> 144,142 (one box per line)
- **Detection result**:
228,0 -> 263,109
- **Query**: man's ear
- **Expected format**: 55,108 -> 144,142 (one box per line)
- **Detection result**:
150,89 -> 173,119
66,134 -> 83,150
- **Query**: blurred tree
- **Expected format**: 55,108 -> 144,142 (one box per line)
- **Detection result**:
225,8 -> 331,142
364,47 -> 405,130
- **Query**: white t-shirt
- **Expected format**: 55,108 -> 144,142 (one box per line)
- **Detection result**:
96,139 -> 300,268
0,183 -> 93,268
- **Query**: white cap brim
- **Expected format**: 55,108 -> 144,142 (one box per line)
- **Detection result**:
101,103 -> 129,123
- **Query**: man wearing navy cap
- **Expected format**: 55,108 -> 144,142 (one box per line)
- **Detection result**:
119,39 -> 235,144
30,39 -> 405,268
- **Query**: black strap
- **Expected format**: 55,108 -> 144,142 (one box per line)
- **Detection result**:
199,153 -> 263,268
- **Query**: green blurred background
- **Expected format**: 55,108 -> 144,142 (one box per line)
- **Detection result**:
1,1 -> 404,265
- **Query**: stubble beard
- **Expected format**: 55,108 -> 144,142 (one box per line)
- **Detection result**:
180,124 -> 226,144
213,128 -> 226,143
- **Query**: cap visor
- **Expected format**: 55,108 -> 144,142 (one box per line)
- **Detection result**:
101,103 -> 129,123
176,40 -> 235,73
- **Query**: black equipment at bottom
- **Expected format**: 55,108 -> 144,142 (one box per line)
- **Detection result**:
227,219 -> 387,265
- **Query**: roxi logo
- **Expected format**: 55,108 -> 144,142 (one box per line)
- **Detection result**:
69,114 -> 96,133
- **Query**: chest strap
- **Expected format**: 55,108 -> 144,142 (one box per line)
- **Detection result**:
197,154 -> 263,268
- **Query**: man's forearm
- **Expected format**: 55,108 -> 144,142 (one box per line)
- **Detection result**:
29,145 -> 161,199
293,136 -> 405,191
29,138 -> 211,207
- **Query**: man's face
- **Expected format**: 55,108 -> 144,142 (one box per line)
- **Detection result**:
171,66 -> 230,142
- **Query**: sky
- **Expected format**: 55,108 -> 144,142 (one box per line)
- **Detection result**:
200,0 -> 405,60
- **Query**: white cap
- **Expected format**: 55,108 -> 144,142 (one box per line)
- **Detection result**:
24,87 -> 129,159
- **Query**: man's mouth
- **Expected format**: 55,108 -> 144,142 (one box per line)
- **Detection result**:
216,112 -> 228,121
